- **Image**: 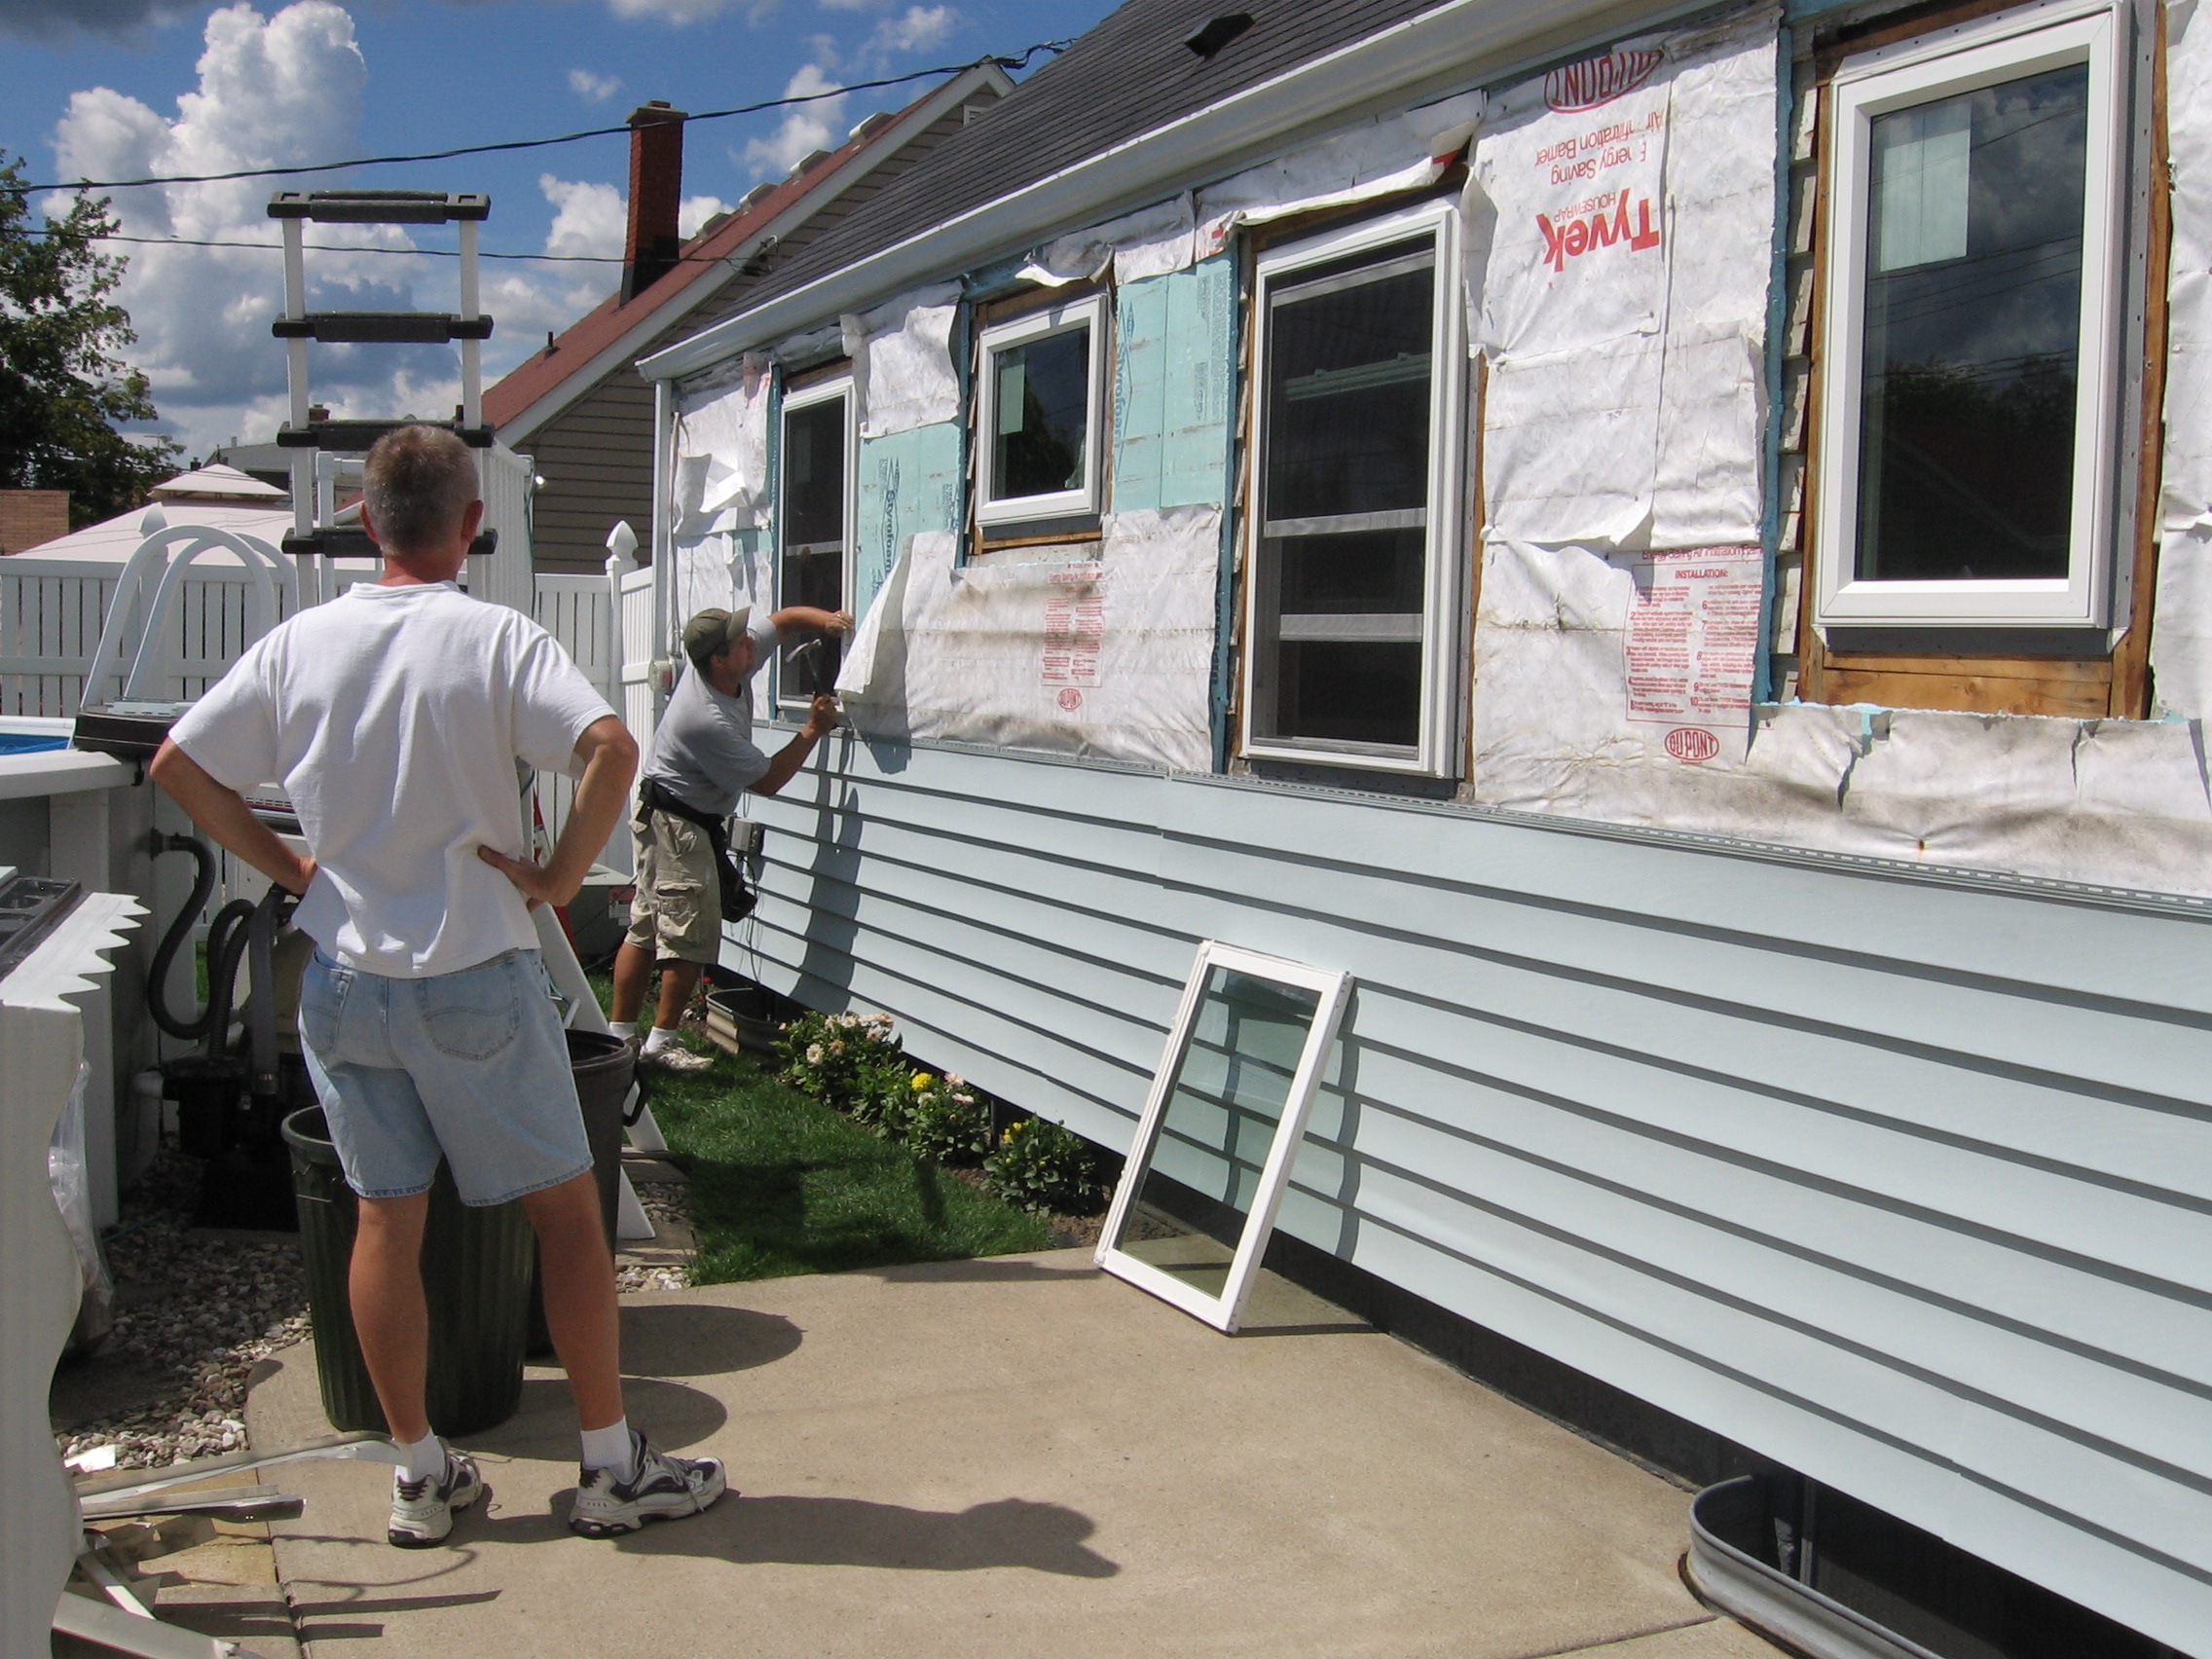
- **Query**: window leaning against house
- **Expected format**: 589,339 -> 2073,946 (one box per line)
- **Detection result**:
973,293 -> 1109,529
1242,200 -> 1467,776
776,374 -> 856,711
1813,0 -> 2131,629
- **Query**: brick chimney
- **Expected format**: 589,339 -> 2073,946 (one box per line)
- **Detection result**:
622,101 -> 687,303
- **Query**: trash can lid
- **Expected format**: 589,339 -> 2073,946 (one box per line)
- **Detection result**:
279,1105 -> 343,1165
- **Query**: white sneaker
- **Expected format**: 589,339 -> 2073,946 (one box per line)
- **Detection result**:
387,1448 -> 482,1548
569,1429 -> 727,1538
640,1042 -> 714,1073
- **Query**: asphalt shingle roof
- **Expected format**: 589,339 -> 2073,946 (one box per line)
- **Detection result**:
734,0 -> 1454,317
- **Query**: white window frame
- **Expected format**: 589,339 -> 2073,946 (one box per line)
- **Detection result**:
774,372 -> 858,716
1095,941 -> 1353,1335
1239,198 -> 1467,777
973,291 -> 1109,528
1813,0 -> 2131,630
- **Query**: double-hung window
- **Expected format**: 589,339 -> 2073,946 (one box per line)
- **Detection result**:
1242,200 -> 1466,775
974,293 -> 1108,528
776,374 -> 855,711
1814,0 -> 2130,628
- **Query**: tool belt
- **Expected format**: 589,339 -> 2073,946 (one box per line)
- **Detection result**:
636,776 -> 756,923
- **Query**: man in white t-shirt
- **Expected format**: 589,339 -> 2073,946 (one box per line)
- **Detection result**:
151,426 -> 725,1548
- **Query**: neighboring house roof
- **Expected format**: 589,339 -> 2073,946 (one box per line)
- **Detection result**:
486,59 -> 1014,442
151,463 -> 287,501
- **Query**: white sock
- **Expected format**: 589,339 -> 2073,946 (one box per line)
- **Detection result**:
641,1025 -> 680,1055
579,1419 -> 637,1480
399,1431 -> 446,1484
608,1021 -> 635,1040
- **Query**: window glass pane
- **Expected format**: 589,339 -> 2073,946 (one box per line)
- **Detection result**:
784,397 -> 845,549
1265,247 -> 1433,522
1277,641 -> 1421,748
1276,527 -> 1426,615
989,326 -> 1089,502
1856,65 -> 2087,582
781,394 -> 845,698
1109,967 -> 1323,1301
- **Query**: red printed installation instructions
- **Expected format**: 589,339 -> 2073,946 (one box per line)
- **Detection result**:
1621,546 -> 1762,764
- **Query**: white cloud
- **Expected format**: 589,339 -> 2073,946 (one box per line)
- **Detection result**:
866,3 -> 952,56
569,67 -> 623,103
741,62 -> 844,179
41,3 -> 629,463
539,174 -> 627,261
45,2 -> 417,461
680,194 -> 733,238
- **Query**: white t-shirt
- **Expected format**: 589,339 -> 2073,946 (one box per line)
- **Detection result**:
641,611 -> 781,818
170,581 -> 614,978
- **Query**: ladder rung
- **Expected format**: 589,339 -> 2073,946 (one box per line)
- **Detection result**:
268,190 -> 490,224
273,313 -> 495,344
282,529 -> 498,560
277,420 -> 494,452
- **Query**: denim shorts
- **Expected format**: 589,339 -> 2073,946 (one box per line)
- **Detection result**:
298,946 -> 592,1207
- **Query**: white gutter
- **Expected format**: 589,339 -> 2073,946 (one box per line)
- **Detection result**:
501,59 -> 1015,441
640,0 -> 1675,382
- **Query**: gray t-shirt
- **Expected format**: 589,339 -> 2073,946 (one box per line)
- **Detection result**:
642,612 -> 781,818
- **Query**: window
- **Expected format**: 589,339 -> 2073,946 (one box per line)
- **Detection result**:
1096,941 -> 1352,1334
1242,201 -> 1467,775
776,375 -> 855,710
973,293 -> 1108,528
1813,0 -> 2130,628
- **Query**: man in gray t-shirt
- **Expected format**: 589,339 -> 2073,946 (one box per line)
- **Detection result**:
611,602 -> 847,1068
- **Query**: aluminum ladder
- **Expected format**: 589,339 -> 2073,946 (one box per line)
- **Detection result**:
268,189 -> 498,567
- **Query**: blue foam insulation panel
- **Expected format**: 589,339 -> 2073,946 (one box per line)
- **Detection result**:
1112,256 -> 1236,512
853,421 -> 965,617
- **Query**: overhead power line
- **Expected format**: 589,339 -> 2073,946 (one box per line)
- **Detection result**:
18,227 -> 683,263
0,42 -> 1068,197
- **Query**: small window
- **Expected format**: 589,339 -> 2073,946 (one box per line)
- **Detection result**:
1813,1 -> 2130,629
1241,200 -> 1467,775
973,293 -> 1107,528
776,376 -> 854,710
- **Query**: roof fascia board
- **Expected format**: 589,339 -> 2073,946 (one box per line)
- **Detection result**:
641,0 -> 1684,382
500,59 -> 1014,443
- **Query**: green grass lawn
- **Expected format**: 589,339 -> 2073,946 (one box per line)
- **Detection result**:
603,983 -> 1052,1281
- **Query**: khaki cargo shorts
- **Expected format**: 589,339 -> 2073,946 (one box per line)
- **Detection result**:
626,811 -> 721,964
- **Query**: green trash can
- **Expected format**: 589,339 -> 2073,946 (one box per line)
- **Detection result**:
525,1029 -> 637,1355
281,1105 -> 535,1437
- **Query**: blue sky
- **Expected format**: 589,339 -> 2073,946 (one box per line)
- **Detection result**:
0,0 -> 1121,462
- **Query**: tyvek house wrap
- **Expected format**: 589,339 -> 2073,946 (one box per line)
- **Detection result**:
1467,12 -> 2212,898
837,511 -> 1217,772
670,364 -> 774,626
2154,0 -> 2212,720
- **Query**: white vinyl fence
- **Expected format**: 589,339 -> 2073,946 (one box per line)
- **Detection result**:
0,540 -> 646,878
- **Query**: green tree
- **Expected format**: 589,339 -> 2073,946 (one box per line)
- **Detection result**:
0,151 -> 180,528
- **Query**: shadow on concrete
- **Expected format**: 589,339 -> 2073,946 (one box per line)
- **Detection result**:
288,1588 -> 504,1641
864,1258 -> 1104,1284
619,1302 -> 803,1377
457,1375 -> 726,1460
610,1493 -> 1120,1576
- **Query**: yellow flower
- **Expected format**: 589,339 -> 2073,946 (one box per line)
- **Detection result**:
911,1071 -> 933,1090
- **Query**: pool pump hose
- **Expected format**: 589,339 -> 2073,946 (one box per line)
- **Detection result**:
147,832 -> 257,1056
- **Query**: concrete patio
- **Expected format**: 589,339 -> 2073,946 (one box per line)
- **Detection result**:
242,1251 -> 1778,1658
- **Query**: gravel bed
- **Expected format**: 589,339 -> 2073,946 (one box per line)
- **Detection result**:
55,1154 -> 311,1472
615,1179 -> 694,1293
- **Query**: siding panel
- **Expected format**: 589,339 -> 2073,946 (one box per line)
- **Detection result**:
730,737 -> 2212,1648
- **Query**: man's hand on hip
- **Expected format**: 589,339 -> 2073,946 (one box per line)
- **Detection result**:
476,846 -> 555,909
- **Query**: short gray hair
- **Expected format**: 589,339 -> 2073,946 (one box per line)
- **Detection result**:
362,425 -> 478,555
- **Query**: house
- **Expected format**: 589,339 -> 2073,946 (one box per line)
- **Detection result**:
484,63 -> 1014,575
633,0 -> 2212,1650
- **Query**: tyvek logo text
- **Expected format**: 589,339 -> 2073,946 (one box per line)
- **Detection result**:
1536,190 -> 1662,272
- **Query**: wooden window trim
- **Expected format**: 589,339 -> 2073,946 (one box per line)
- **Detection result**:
1795,0 -> 2165,719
